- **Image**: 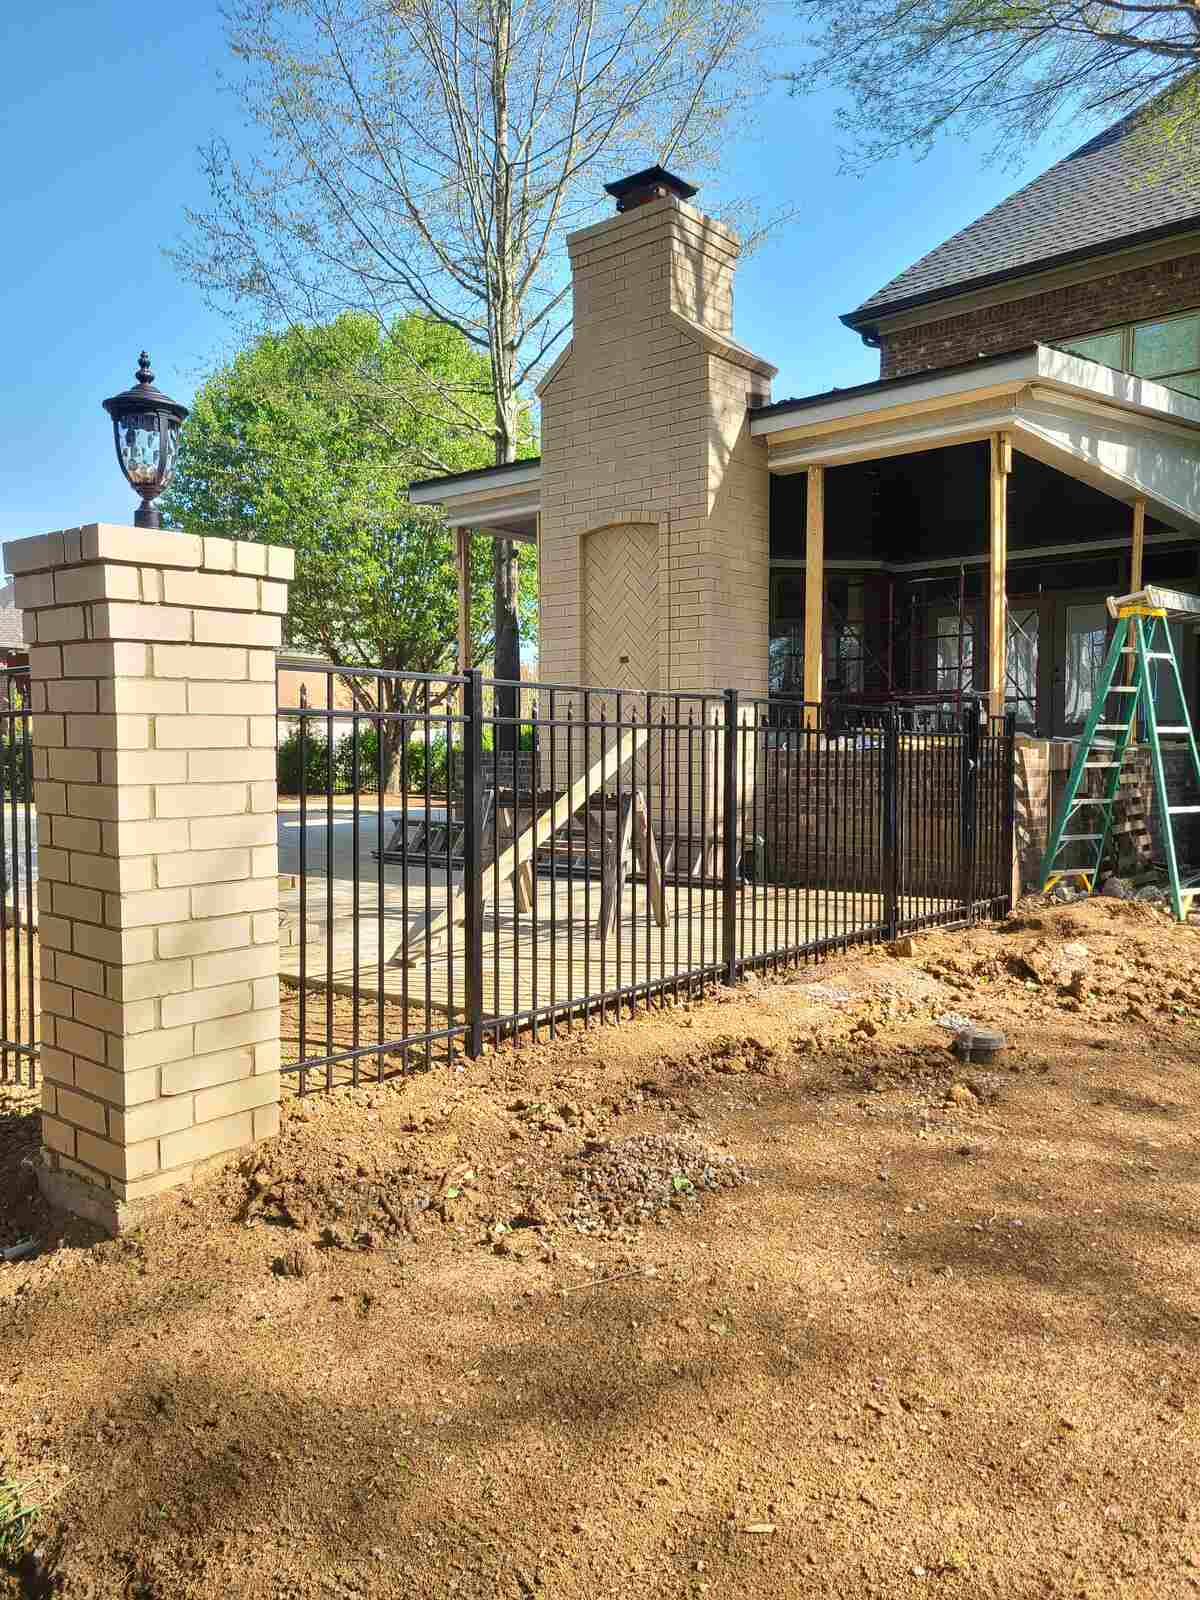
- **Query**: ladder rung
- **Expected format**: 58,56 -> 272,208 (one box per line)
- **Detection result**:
1168,805 -> 1200,814
1069,797 -> 1112,808
1096,724 -> 1130,732
1084,761 -> 1121,768
1146,652 -> 1173,659
1157,726 -> 1190,734
1059,833 -> 1102,843
1108,685 -> 1138,693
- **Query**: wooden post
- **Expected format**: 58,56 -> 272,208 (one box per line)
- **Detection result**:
988,433 -> 1011,720
804,464 -> 825,728
1127,497 -> 1146,711
1130,497 -> 1145,593
457,528 -> 472,677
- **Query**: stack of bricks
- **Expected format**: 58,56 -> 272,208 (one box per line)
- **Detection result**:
2,522 -> 293,1232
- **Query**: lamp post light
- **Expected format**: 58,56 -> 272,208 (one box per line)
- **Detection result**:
102,352 -> 189,530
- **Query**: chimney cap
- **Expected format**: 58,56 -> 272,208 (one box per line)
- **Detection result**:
604,165 -> 698,211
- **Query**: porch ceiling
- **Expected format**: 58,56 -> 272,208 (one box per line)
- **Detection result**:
752,345 -> 1200,536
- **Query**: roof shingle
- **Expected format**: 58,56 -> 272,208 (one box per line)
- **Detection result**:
844,111 -> 1200,328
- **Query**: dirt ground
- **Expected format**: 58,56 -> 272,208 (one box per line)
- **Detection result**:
2,896 -> 1200,1599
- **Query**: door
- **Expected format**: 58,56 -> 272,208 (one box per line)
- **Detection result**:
1055,596 -> 1112,735
1005,593 -> 1051,735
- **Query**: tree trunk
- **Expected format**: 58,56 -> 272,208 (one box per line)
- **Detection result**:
493,536 -> 521,756
383,717 -> 406,797
489,0 -> 522,759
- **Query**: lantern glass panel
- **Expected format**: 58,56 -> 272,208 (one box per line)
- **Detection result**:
118,411 -> 163,485
163,416 -> 182,477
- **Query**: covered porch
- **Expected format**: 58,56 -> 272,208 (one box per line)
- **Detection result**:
752,345 -> 1200,736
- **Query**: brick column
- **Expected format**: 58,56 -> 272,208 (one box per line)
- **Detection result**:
2,523 -> 293,1233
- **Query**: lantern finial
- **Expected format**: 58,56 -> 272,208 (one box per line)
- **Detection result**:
136,351 -> 154,386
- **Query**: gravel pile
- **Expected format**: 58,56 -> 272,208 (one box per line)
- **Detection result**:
562,1133 -> 747,1235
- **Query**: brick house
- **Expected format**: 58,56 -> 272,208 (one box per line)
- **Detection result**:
411,125 -> 1200,878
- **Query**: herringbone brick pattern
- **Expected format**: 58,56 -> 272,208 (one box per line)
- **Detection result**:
584,523 -> 659,690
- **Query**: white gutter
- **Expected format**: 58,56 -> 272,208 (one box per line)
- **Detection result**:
408,460 -> 542,505
750,351 -> 1038,439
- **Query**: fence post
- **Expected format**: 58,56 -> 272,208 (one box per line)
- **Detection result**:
721,689 -> 740,985
960,704 -> 981,921
881,708 -> 899,941
461,668 -> 485,1058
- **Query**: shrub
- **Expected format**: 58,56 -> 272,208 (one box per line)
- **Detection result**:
277,725 -> 335,794
334,724 -> 381,792
279,722 -> 458,795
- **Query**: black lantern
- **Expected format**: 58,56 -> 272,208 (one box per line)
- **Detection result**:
102,352 -> 189,529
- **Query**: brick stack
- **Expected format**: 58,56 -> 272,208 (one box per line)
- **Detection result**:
2,523 -> 292,1232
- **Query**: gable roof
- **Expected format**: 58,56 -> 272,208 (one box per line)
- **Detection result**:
844,110 -> 1200,332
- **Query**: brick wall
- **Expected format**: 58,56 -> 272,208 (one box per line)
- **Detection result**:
879,248 -> 1200,379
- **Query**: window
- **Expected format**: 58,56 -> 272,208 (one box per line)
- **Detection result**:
1145,612 -> 1196,731
1063,602 -> 1111,727
1061,310 -> 1200,399
1065,331 -> 1123,369
932,612 -> 974,697
768,573 -> 870,697
1006,607 -> 1039,728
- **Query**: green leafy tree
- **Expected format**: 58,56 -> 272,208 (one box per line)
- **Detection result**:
793,0 -> 1200,170
160,311 -> 536,786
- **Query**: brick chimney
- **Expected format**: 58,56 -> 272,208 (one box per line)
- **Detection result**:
536,169 -> 776,695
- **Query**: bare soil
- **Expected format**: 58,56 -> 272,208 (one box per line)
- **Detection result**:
3,896 -> 1200,1599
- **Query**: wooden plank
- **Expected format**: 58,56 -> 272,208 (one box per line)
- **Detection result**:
457,528 -> 472,673
804,464 -> 824,730
988,432 -> 1010,720
499,805 -> 534,912
1130,498 -> 1146,594
398,723 -> 649,960
598,795 -> 635,940
632,791 -> 668,926
1126,498 -> 1146,714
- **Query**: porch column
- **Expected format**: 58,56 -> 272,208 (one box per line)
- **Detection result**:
1127,497 -> 1146,708
804,464 -> 825,726
1130,497 -> 1146,593
456,528 -> 472,675
988,433 -> 1011,719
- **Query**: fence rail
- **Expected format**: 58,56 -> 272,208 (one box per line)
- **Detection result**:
275,664 -> 1015,1093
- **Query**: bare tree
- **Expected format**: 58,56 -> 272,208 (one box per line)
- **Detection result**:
793,0 -> 1200,170
174,0 -> 774,717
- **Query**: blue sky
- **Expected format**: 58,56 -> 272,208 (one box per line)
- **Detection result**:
0,3 -> 1083,543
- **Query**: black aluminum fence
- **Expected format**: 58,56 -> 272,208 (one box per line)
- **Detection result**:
0,667 -> 37,1088
276,664 -> 1014,1092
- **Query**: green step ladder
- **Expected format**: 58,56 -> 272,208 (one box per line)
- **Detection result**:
1041,586 -> 1200,922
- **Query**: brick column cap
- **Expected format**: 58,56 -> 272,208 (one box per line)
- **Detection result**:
4,523 -> 295,581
